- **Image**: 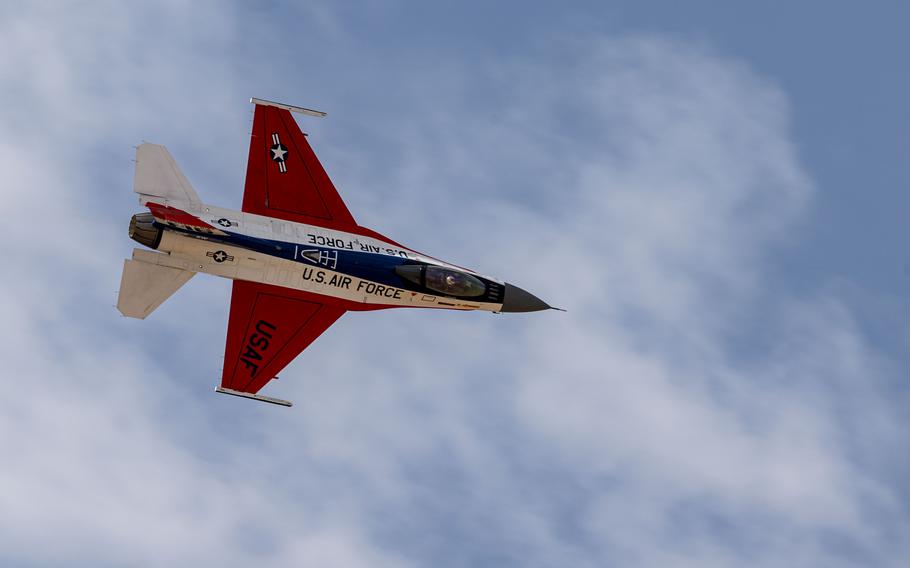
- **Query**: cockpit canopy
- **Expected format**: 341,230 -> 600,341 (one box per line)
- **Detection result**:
426,266 -> 486,297
395,264 -> 486,297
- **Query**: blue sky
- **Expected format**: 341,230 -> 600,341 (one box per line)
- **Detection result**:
1,2 -> 908,566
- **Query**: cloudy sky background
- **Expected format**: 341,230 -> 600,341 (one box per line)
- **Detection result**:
1,2 -> 908,566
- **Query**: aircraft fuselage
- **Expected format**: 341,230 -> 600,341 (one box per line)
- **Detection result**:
130,199 -> 541,313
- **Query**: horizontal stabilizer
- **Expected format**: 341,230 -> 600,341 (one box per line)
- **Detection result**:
215,387 -> 293,407
134,143 -> 201,205
117,256 -> 194,319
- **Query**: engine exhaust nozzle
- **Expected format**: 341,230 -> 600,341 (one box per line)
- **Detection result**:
128,212 -> 163,249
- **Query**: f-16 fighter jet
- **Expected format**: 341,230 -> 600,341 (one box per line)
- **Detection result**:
118,98 -> 555,407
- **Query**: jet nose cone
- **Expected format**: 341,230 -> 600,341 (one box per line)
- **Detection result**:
500,283 -> 551,313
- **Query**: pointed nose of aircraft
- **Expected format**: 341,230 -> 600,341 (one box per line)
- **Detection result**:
500,283 -> 552,313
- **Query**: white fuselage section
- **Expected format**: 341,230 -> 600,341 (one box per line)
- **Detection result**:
139,200 -> 504,312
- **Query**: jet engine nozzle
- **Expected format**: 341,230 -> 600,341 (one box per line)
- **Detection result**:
128,212 -> 163,249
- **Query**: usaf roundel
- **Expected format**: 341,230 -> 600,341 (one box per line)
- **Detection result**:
270,132 -> 288,173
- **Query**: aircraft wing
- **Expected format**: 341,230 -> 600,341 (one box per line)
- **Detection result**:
219,280 -> 345,402
241,100 -> 357,229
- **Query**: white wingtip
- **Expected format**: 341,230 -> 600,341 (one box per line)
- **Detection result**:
215,387 -> 293,407
250,97 -> 326,118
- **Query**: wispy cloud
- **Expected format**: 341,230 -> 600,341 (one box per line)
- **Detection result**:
0,4 -> 905,567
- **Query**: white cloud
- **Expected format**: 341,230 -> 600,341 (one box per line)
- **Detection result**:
0,4 -> 906,567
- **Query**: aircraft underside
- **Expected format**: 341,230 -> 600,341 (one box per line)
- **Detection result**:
130,213 -> 506,312
116,97 -> 554,406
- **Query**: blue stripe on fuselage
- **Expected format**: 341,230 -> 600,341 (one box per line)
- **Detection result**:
166,225 -> 415,290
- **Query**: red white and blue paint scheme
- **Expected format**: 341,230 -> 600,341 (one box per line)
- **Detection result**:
118,98 -> 555,407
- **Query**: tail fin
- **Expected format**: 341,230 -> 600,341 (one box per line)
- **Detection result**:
134,143 -> 201,206
117,251 -> 194,319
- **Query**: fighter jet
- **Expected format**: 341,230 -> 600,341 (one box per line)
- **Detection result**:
118,98 -> 556,407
